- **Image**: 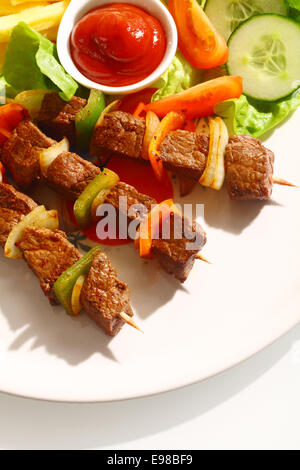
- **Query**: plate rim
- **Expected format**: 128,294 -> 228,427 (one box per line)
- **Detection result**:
0,317 -> 299,403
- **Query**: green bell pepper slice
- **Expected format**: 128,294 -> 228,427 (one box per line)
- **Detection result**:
74,169 -> 120,229
54,245 -> 101,316
75,89 -> 105,149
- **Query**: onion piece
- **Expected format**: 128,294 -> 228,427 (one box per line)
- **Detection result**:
93,99 -> 121,129
5,206 -> 59,259
141,111 -> 160,160
90,189 -> 111,222
71,274 -> 86,316
199,117 -> 228,190
14,90 -> 52,119
211,117 -> 228,190
39,137 -> 69,175
196,117 -> 210,136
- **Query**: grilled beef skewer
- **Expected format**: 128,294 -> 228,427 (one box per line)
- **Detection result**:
0,182 -> 134,336
1,119 -> 207,283
45,165 -> 207,282
88,109 -> 294,201
35,93 -> 292,200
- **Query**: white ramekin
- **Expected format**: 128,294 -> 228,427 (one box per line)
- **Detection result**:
57,0 -> 178,95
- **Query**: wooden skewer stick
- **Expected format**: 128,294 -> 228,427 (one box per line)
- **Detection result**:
119,311 -> 144,333
196,253 -> 212,264
273,177 -> 298,188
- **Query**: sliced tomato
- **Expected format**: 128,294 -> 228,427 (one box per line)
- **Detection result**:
169,0 -> 228,69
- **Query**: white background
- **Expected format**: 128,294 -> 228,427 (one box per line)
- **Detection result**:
0,322 -> 299,450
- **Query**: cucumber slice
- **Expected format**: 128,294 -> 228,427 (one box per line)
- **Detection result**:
227,14 -> 300,102
205,0 -> 287,41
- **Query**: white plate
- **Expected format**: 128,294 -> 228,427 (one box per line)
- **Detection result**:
0,111 -> 300,403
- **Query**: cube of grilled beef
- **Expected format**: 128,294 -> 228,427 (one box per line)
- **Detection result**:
0,183 -> 37,247
152,213 -> 207,283
104,182 -> 205,282
159,130 -> 209,181
80,251 -> 133,337
44,151 -> 100,200
90,111 -> 146,160
37,93 -> 87,145
225,135 -> 274,200
1,119 -> 55,187
16,227 -> 80,305
103,182 -> 156,226
0,208 -> 23,249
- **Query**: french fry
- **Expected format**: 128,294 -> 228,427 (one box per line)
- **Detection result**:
10,0 -> 60,5
0,1 -> 50,16
0,0 -> 70,43
42,25 -> 59,41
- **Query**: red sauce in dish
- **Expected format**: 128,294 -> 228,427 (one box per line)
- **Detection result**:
70,3 -> 167,87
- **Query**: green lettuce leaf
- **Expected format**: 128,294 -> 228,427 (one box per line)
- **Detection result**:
0,75 -> 18,100
3,22 -> 78,101
286,0 -> 300,11
152,52 -> 200,102
215,92 -> 300,138
36,35 -> 78,101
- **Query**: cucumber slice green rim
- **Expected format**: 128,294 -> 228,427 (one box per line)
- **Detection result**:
226,14 -> 300,102
204,0 -> 288,42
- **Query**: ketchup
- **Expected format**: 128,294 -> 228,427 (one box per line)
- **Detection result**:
70,3 -> 166,87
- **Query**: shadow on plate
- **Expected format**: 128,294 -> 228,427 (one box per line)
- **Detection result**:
0,240 -> 186,365
178,184 -> 282,235
90,243 -> 189,320
0,256 -> 119,365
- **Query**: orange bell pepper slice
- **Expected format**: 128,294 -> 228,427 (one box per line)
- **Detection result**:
137,199 -> 180,259
0,103 -> 28,145
133,102 -> 146,118
169,0 -> 228,69
148,111 -> 185,182
144,76 -> 243,120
